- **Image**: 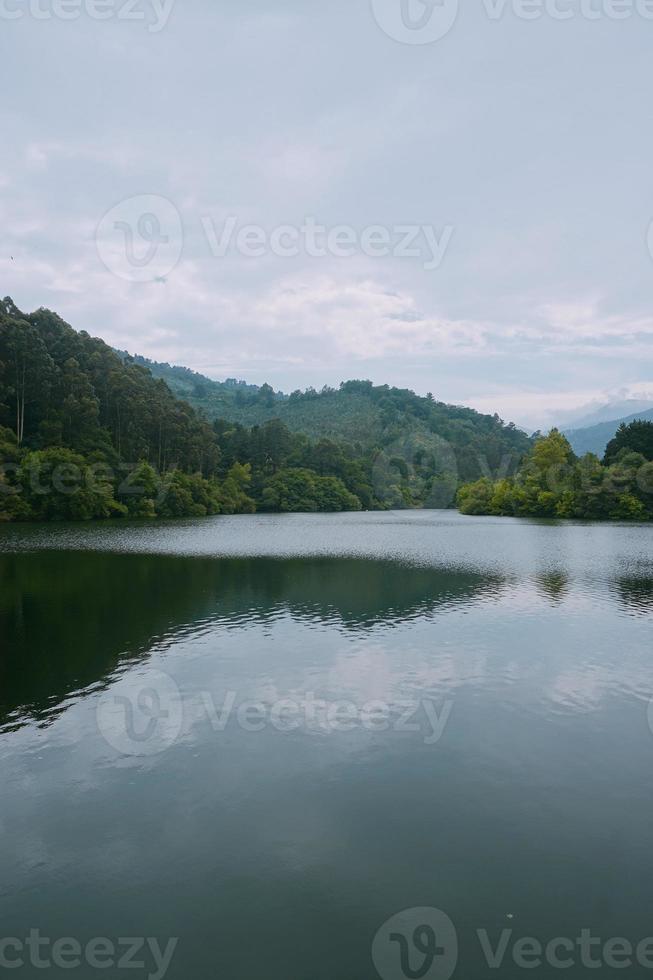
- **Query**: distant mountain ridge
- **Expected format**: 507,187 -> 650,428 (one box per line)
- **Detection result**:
561,398 -> 653,431
565,407 -> 653,458
120,352 -> 533,485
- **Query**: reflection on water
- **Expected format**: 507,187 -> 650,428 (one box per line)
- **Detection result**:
0,552 -> 504,729
535,569 -> 569,602
615,573 -> 653,617
0,512 -> 652,980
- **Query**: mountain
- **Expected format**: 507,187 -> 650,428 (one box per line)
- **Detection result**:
0,298 -> 220,473
558,398 -> 653,431
565,408 -> 653,458
123,354 -> 533,486
118,353 -> 284,414
0,298 -> 533,521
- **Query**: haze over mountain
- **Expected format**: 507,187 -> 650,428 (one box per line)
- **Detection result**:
564,407 -> 653,459
558,398 -> 653,432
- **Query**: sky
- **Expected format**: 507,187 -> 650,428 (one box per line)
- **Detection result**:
2,0 -> 653,432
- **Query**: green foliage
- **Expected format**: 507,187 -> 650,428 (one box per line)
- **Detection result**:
0,298 -> 219,472
17,448 -> 124,521
261,468 -> 361,513
0,300 -> 371,519
457,429 -> 653,522
217,463 -> 256,515
0,297 -> 544,522
137,357 -> 533,487
604,420 -> 653,464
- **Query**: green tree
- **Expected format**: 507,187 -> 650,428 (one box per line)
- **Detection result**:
604,420 -> 653,464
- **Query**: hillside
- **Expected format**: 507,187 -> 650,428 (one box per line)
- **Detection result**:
0,299 -> 220,473
119,353 -> 285,417
125,354 -> 533,486
0,298 -> 533,521
0,299 -> 371,518
565,408 -> 653,458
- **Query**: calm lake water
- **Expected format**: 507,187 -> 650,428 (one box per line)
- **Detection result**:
1,511 -> 652,979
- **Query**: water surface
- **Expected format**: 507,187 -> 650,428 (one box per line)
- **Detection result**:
1,512 -> 652,978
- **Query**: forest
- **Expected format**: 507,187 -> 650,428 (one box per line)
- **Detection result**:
129,352 -> 532,486
457,425 -> 653,520
2,299 -> 650,522
0,299 -> 536,522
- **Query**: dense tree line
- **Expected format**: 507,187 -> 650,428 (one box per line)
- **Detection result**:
0,300 -> 364,521
457,425 -> 653,521
136,357 -> 534,487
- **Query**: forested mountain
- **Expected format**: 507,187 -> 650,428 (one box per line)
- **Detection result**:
124,353 -> 533,486
0,299 -> 366,519
565,407 -> 653,458
120,353 -> 285,415
0,299 -> 532,522
0,299 -> 219,472
0,298 -> 241,520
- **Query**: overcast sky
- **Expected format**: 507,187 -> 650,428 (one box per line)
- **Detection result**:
2,0 -> 653,430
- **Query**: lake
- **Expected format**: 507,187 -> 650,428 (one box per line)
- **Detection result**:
1,511 -> 652,979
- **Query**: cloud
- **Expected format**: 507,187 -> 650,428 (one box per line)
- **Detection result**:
3,0 -> 653,429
